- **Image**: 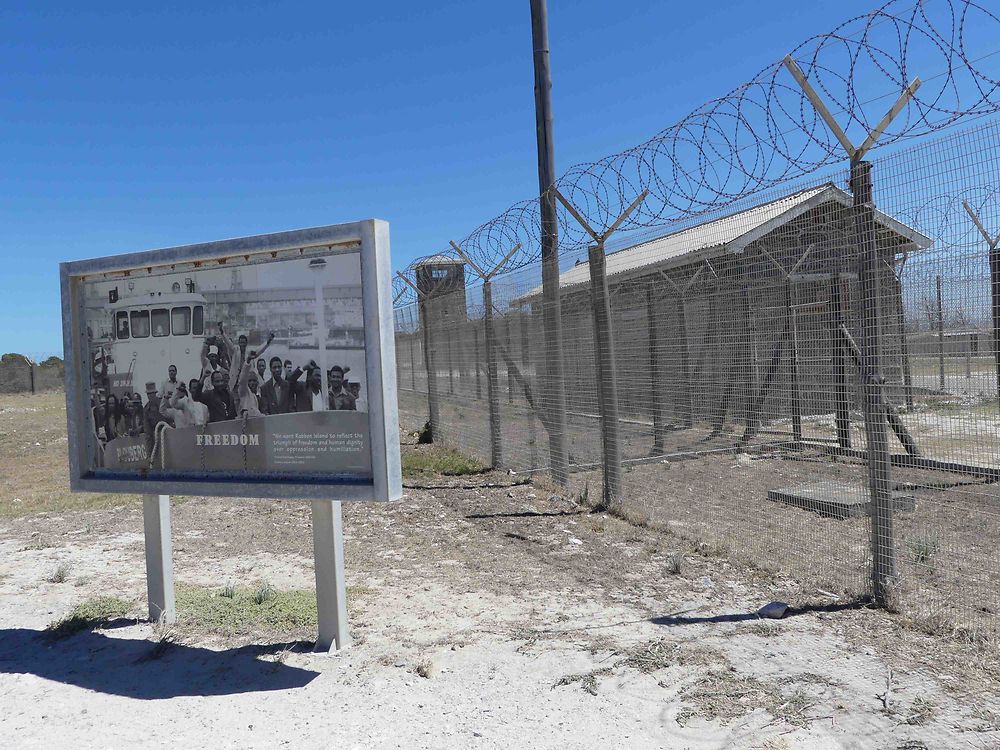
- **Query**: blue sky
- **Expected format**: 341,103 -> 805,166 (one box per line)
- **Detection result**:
1,0 -> 909,355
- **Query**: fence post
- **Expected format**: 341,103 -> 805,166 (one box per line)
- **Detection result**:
786,282 -> 802,442
504,318 -> 514,404
483,280 -> 503,468
448,240 -> 522,470
654,270 -> 694,430
936,275 -> 946,391
419,295 -> 441,439
520,304 -> 539,468
782,55 -> 920,606
446,326 -> 456,394
708,288 -> 734,436
409,332 -> 417,390
853,159 -> 897,605
588,242 -> 623,508
962,201 -> 1000,403
398,274 -> 442,440
646,282 -> 666,453
989,245 -> 1000,403
894,275 -> 914,410
676,295 -> 693,427
473,326 -> 482,399
737,288 -> 754,427
830,275 -> 852,448
966,334 -> 973,388
552,188 -> 648,511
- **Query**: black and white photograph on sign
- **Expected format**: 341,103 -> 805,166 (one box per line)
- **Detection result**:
82,250 -> 372,480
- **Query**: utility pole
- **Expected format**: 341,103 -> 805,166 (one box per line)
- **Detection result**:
530,0 -> 569,486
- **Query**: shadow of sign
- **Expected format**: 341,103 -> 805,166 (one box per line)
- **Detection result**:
647,597 -> 872,627
0,628 -> 320,699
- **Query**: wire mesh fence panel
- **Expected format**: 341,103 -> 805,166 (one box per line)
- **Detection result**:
394,116 -> 1000,638
869,119 -> 1000,635
488,269 -> 545,474
557,168 -> 878,600
393,304 -> 429,432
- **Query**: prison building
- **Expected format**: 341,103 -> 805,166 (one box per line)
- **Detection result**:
516,182 -> 932,449
907,327 -> 990,357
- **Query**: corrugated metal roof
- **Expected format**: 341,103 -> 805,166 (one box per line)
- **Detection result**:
518,183 -> 932,299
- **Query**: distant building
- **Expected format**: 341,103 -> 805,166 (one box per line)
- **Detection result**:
908,328 -> 991,357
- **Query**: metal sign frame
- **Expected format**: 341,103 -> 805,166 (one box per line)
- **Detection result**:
60,219 -> 402,503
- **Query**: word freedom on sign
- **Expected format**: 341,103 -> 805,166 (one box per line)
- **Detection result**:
195,433 -> 262,447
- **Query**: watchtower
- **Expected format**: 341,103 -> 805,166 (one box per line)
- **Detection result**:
415,255 -> 467,328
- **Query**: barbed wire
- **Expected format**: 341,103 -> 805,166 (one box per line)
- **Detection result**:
393,0 -> 1000,307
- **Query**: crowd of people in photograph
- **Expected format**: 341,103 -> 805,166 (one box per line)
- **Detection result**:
92,321 -> 363,454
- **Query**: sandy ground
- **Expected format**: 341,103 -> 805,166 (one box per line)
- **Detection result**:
403,377 -> 1000,635
0,457 -> 998,749
1,392 -> 998,749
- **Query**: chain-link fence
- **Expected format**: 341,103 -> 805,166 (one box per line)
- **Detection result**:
394,118 -> 1000,637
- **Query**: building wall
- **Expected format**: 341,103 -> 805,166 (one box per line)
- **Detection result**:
547,214 -> 911,438
0,354 -> 65,394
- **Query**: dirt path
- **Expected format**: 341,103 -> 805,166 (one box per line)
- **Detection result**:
0,432 -> 997,749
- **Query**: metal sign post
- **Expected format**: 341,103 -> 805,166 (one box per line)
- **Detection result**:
140,493 -> 351,650
142,493 -> 176,624
312,499 -> 350,651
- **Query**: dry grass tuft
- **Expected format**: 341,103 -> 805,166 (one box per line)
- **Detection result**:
552,667 -> 613,696
553,639 -> 724,696
619,639 -> 721,673
742,621 -> 782,638
19,538 -> 57,552
139,618 -> 178,662
268,644 -> 297,667
907,531 -> 940,567
971,701 -> 1000,732
906,609 -> 998,652
882,579 -> 905,615
666,551 -> 685,575
611,503 -> 651,527
678,667 -> 817,728
46,561 -> 71,583
903,696 -> 937,726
